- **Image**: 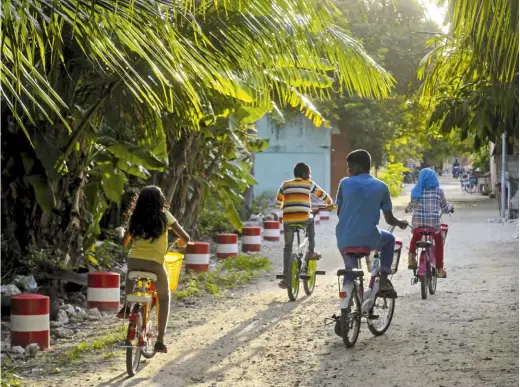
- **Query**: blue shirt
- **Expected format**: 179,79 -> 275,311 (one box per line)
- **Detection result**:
336,174 -> 392,250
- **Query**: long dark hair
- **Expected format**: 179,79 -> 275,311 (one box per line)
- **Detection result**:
127,186 -> 168,241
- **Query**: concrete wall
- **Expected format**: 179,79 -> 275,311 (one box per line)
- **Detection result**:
254,116 -> 331,196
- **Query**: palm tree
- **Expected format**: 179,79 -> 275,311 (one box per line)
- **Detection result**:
1,0 -> 394,268
418,0 -> 518,148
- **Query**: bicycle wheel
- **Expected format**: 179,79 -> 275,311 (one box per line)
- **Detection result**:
429,268 -> 437,295
367,296 -> 395,336
340,292 -> 361,348
287,254 -> 300,301
141,303 -> 157,359
303,258 -> 317,295
126,306 -> 144,376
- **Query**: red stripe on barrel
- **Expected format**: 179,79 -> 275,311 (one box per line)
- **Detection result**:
11,294 -> 50,349
263,221 -> 281,241
88,272 -> 120,288
11,293 -> 49,315
242,227 -> 262,252
11,331 -> 50,350
185,242 -> 210,271
216,234 -> 239,259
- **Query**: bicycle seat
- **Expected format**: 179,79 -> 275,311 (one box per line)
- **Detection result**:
416,241 -> 433,248
289,224 -> 306,231
337,268 -> 364,278
415,227 -> 436,235
343,247 -> 371,258
128,271 -> 158,282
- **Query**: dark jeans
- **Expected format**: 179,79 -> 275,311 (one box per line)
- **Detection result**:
283,219 -> 315,279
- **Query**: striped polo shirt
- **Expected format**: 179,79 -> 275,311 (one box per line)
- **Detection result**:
276,178 -> 332,224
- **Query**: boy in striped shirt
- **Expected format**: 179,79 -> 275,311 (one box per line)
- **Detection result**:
275,163 -> 333,289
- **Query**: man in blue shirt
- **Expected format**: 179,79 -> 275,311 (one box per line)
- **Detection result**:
336,149 -> 408,297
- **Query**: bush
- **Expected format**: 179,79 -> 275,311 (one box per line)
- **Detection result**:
173,254 -> 272,299
197,195 -> 236,237
378,163 -> 410,197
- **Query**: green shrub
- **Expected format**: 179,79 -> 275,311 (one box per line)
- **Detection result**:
174,254 -> 271,299
197,195 -> 236,237
378,163 -> 410,197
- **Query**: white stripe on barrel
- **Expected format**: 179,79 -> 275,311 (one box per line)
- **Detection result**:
185,242 -> 210,272
87,272 -> 120,312
320,210 -> 330,220
216,234 -> 238,259
11,294 -> 50,349
263,220 -> 281,241
242,227 -> 262,252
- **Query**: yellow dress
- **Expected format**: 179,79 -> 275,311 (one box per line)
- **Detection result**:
128,211 -> 177,265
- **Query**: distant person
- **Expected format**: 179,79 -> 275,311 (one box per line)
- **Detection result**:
275,163 -> 333,289
405,169 -> 454,278
452,159 -> 461,178
336,150 -> 408,298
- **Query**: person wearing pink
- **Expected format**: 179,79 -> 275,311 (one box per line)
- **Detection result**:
406,168 -> 454,278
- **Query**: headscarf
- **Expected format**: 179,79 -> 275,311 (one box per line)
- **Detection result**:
411,168 -> 439,199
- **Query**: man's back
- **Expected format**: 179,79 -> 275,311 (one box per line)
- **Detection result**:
336,174 -> 392,250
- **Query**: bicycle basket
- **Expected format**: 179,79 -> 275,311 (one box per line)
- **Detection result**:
164,252 -> 184,292
391,241 -> 403,274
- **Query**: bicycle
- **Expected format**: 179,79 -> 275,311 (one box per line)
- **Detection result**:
410,222 -> 449,299
275,205 -> 332,301
461,174 -> 478,194
120,271 -> 159,376
325,226 -> 402,348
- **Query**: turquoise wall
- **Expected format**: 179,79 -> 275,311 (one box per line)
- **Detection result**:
254,116 -> 331,196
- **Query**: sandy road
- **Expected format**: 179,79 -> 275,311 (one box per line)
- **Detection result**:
33,178 -> 519,387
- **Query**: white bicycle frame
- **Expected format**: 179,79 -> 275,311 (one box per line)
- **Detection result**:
339,225 -> 396,315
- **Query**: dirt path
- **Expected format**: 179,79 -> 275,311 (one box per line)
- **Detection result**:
31,178 -> 519,387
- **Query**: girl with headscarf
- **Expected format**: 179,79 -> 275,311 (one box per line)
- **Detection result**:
405,168 -> 454,278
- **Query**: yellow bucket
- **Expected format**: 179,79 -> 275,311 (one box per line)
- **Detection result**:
164,252 -> 184,292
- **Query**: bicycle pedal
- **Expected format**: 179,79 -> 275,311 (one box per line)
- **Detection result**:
275,275 -> 285,280
315,270 -> 326,275
368,314 -> 379,320
299,274 -> 311,280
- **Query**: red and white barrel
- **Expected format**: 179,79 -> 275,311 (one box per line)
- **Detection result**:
314,212 -> 321,225
185,242 -> 210,271
87,272 -> 120,312
11,294 -> 50,349
242,227 -> 262,252
216,234 -> 238,259
320,210 -> 330,220
263,221 -> 281,241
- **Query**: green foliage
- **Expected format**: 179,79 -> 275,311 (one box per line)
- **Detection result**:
59,326 -> 126,362
197,194 -> 237,238
419,0 -> 518,148
470,147 -> 491,172
174,254 -> 271,300
378,163 -> 410,197
173,279 -> 202,300
251,194 -> 272,216
1,371 -> 23,387
322,0 -> 443,167
1,0 -> 396,272
86,240 -> 127,269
